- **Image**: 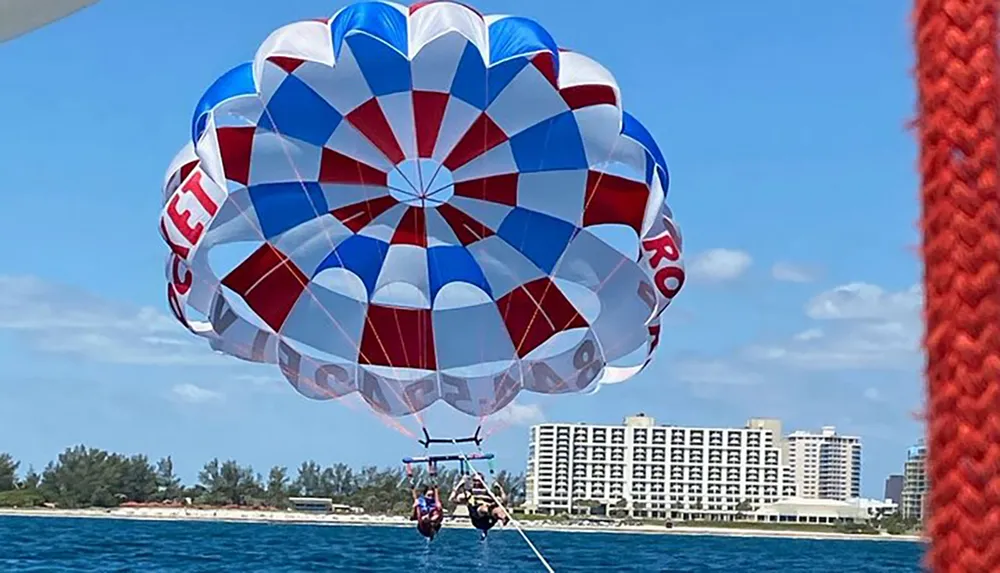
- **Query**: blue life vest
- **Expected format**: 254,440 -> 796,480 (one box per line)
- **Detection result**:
417,495 -> 435,514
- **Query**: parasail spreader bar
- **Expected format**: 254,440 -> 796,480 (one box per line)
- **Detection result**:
418,426 -> 482,449
402,452 -> 494,464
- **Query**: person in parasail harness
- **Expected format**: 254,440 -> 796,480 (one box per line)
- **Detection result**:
409,463 -> 443,540
450,472 -> 509,539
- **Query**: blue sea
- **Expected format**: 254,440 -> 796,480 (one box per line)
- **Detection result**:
0,516 -> 922,572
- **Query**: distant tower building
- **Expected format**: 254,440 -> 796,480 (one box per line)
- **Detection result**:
901,440 -> 928,521
884,474 -> 904,505
786,426 -> 862,500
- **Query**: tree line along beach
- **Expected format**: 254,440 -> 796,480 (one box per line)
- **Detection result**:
0,446 -> 922,542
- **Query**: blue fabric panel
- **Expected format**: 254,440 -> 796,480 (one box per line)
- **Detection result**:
346,33 -> 412,96
488,16 -> 559,74
426,245 -> 492,300
449,42 -> 488,110
486,57 -> 529,106
257,75 -> 343,147
496,207 -> 577,275
248,182 -> 328,239
192,63 -> 256,142
330,1 -> 408,59
622,111 -> 669,191
509,111 -> 588,173
315,234 -> 390,297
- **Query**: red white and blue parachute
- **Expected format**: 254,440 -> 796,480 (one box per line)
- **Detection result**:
161,0 -> 685,420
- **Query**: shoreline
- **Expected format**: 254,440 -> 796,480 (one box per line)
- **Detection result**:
0,507 -> 924,543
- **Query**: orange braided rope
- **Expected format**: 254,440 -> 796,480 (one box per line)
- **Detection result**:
914,0 -> 1000,571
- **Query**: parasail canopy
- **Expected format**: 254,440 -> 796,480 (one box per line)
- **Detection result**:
0,0 -> 98,43
160,0 -> 686,423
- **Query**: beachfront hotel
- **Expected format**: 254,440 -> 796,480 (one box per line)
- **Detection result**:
900,440 -> 928,521
785,426 -> 862,501
523,414 -> 799,520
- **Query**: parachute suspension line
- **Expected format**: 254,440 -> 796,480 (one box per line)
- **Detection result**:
450,440 -> 555,573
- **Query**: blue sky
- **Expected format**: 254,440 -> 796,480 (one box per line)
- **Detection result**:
0,0 -> 920,497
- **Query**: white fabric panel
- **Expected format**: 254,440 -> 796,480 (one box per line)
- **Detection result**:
277,340 -> 358,400
409,31 -> 468,92
212,97 -> 266,130
637,211 -> 685,317
440,363 -> 522,417
516,169 -> 587,226
193,114 -> 229,190
574,105 -> 624,169
163,143 -> 197,203
372,244 -> 431,309
641,169 -> 666,237
246,131 -> 323,185
432,298 -> 516,369
425,208 -> 462,247
358,367 -> 439,416
160,164 -> 228,263
466,235 -> 546,298
254,62 -> 290,110
432,97 -> 481,162
281,282 -> 367,360
449,196 -> 511,230
207,292 -> 280,360
598,134 -> 648,177
438,371 -> 492,417
320,183 -> 391,211
325,119 -> 397,172
488,65 -> 569,136
273,213 -> 353,277
408,2 -> 488,61
357,203 -> 407,242
165,252 -> 206,328
451,141 -> 517,182
378,91 -> 417,159
598,363 -> 645,385
253,21 -> 335,86
556,51 -> 621,109
294,50 -> 372,115
557,231 -> 654,361
202,189 -> 263,247
521,329 -> 605,395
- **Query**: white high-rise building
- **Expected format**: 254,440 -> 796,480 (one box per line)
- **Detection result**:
901,440 -> 928,521
523,414 -> 797,519
786,426 -> 862,501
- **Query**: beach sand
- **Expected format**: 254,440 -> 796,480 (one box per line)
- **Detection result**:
0,507 -> 923,543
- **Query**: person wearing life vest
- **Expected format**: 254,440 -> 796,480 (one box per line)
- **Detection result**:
409,463 -> 443,540
450,472 -> 509,539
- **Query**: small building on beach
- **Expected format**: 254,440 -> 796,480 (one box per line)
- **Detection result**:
288,497 -> 363,514
749,497 -> 893,525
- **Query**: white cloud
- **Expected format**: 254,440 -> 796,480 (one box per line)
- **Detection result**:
0,275 -> 226,366
688,249 -> 752,282
491,402 -> 545,427
805,282 -> 921,321
863,387 -> 882,402
171,383 -> 223,404
744,283 -> 921,372
771,262 -> 818,283
793,328 -> 824,341
674,359 -> 763,386
675,282 -> 922,380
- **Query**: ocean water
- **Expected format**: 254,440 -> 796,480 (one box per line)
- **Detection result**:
0,516 -> 923,572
